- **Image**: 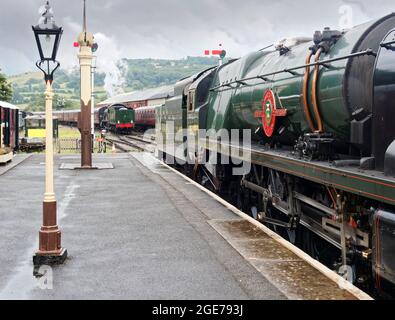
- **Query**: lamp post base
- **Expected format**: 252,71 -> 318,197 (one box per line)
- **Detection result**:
81,165 -> 94,169
59,163 -> 114,170
34,199 -> 67,267
33,248 -> 68,267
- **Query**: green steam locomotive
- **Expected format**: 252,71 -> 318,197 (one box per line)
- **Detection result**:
157,14 -> 395,297
102,104 -> 135,133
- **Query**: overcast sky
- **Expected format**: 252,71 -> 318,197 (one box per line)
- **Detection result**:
0,0 -> 394,76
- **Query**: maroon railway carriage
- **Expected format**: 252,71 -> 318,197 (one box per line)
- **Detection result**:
134,105 -> 156,129
55,107 -> 108,128
54,109 -> 79,126
0,101 -> 19,150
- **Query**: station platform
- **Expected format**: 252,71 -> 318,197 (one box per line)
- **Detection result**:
0,153 -> 370,300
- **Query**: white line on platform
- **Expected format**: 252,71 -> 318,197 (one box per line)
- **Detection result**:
0,181 -> 79,299
58,183 -> 79,220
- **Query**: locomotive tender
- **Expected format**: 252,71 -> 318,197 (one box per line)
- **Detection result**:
156,14 -> 395,296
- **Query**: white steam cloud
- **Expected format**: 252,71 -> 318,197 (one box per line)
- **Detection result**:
94,32 -> 127,97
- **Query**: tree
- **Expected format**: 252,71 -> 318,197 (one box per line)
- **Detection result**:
11,90 -> 24,105
53,94 -> 77,110
0,73 -> 12,102
26,93 -> 45,112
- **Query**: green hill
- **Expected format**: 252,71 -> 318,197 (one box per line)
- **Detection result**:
123,56 -> 220,90
9,56 -> 220,112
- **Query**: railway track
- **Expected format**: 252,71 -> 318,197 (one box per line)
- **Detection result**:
128,132 -> 156,144
105,133 -> 155,153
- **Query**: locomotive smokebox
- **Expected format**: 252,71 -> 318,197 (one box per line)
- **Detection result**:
373,28 -> 395,172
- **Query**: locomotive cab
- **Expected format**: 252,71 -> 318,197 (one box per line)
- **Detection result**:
185,67 -> 216,130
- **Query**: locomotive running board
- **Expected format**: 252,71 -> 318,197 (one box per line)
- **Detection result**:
201,138 -> 395,206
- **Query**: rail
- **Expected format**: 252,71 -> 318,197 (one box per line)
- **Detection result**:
105,134 -> 155,153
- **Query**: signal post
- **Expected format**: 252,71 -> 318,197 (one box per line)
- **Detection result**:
78,0 -> 93,168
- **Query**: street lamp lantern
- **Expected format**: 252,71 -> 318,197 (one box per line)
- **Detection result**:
32,1 -> 63,82
32,1 -> 67,269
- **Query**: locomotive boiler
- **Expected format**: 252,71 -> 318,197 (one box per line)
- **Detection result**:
207,13 -> 395,171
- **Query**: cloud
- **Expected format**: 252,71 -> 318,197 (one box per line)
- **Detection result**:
0,0 -> 394,75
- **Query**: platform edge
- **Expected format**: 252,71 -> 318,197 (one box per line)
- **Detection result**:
159,157 -> 373,301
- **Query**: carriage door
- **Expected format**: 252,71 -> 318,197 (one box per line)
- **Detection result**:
15,111 -> 19,149
0,107 -> 3,148
9,110 -> 15,148
4,108 -> 10,146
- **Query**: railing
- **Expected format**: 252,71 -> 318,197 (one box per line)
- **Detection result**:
56,137 -> 107,153
56,138 -> 81,153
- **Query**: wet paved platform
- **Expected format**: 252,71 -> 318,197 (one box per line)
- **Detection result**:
0,153 -> 369,299
0,154 -> 31,176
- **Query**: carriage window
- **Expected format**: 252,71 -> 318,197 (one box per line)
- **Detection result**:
26,119 -> 45,128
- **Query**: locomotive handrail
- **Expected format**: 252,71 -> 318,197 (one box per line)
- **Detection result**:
380,40 -> 395,47
284,69 -> 300,76
257,76 -> 273,82
258,44 -> 274,51
210,49 -> 376,91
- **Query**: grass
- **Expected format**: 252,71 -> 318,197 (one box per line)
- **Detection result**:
9,71 -> 42,86
20,125 -> 81,139
56,125 -> 109,154
58,125 -> 81,139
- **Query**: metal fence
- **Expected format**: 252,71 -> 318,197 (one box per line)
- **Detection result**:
55,138 -> 107,154
56,138 -> 81,153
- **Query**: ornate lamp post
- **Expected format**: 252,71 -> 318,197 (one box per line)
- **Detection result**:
32,1 -> 67,266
